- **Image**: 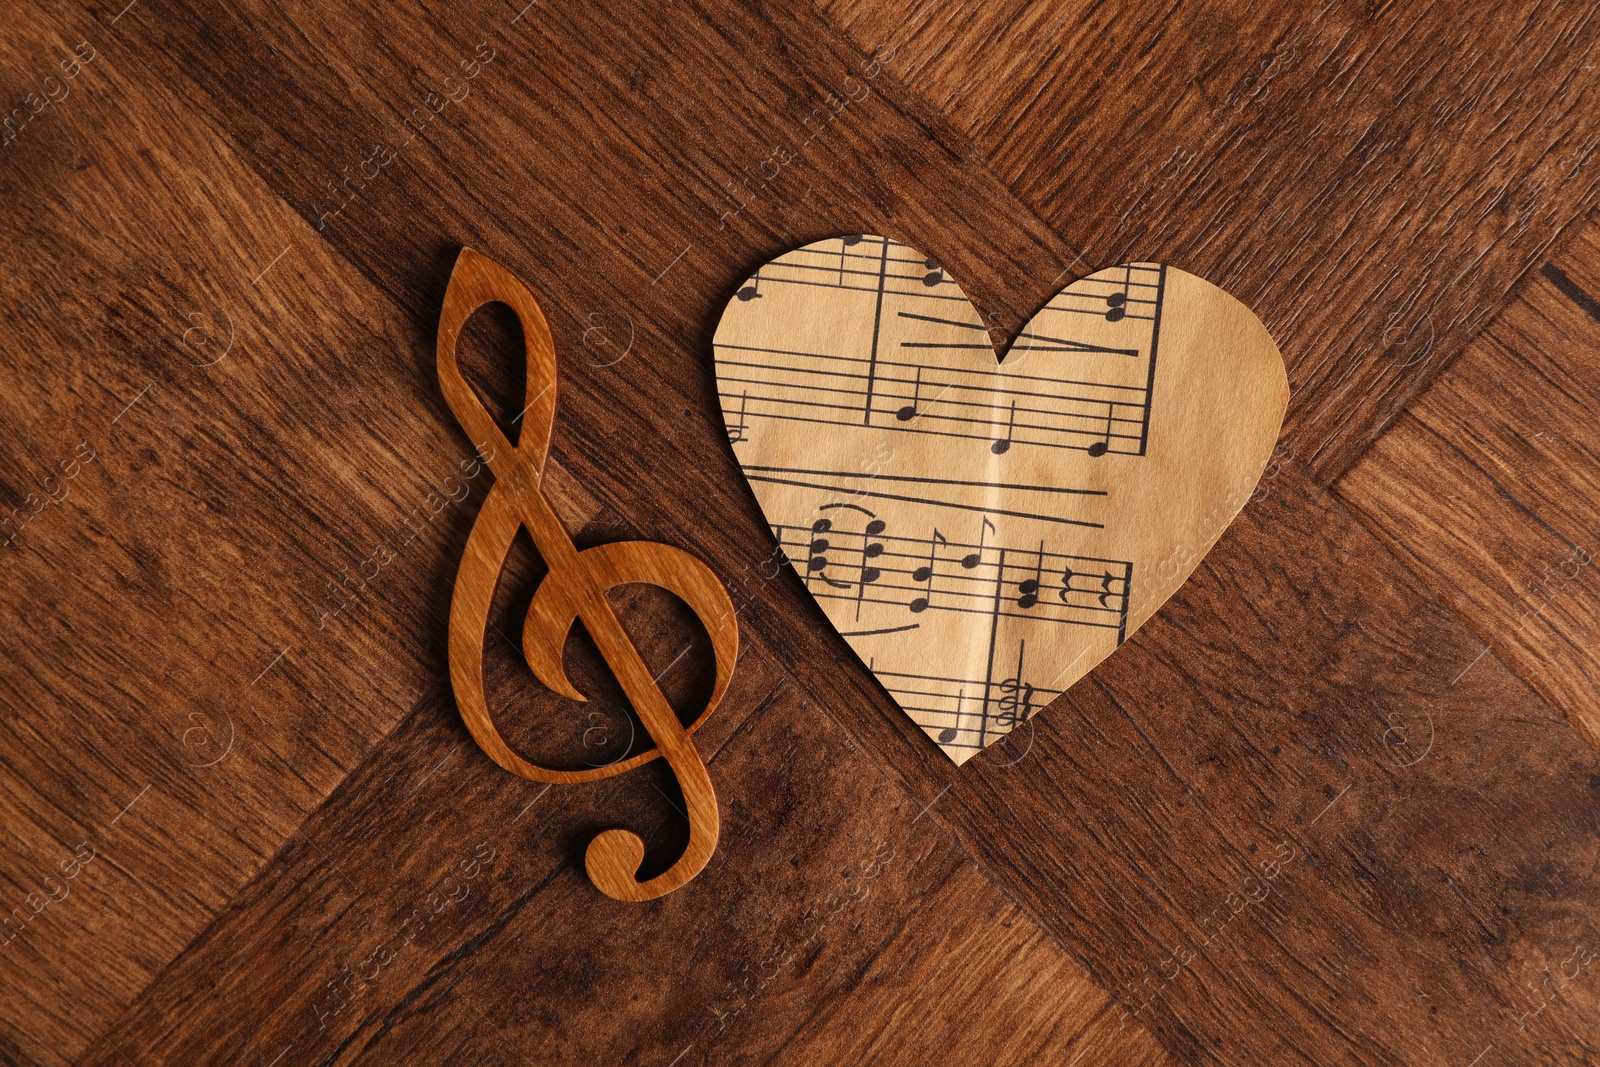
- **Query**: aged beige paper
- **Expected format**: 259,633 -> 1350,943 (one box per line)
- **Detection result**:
714,236 -> 1288,764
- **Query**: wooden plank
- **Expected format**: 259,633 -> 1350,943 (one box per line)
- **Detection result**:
1338,215 -> 1600,748
768,863 -> 1146,1066
928,467 -> 1600,1065
1057,1006 -> 1183,1067
816,0 -> 1600,482
119,0 -> 1091,359
78,659 -> 966,1065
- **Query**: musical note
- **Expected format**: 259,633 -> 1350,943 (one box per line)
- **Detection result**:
991,399 -> 1017,455
873,654 -> 1065,754
1087,403 -> 1113,457
996,641 -> 1036,729
840,233 -> 864,283
962,517 -> 995,569
727,390 -> 750,444
860,519 -> 886,584
1017,542 -> 1044,609
995,677 -> 1034,728
938,690 -> 963,744
709,235 -> 1172,762
1102,264 -> 1131,321
809,503 -> 889,618
438,247 -> 739,902
774,513 -> 1128,636
714,240 -> 1163,456
896,366 -> 923,422
736,272 -> 762,302
909,528 -> 947,614
805,516 -> 849,590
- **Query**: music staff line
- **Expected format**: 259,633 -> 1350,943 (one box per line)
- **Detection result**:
774,531 -> 1126,630
717,236 -> 1171,756
745,467 -> 1104,529
895,310 -> 1144,357
734,235 -> 972,305
721,343 -> 1152,456
737,240 -> 1165,328
869,642 -> 1060,751
773,518 -> 1131,634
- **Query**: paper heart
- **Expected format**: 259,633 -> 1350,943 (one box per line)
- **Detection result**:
713,236 -> 1287,764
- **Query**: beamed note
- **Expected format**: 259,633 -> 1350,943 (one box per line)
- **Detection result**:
714,235 -> 1288,764
440,248 -> 737,902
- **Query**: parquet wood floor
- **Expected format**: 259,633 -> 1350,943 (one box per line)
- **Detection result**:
2,2 -> 1597,1064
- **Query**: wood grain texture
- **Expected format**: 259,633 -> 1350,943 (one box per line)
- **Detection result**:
0,0 -> 1596,1064
816,0 -> 1600,483
768,863 -> 1160,1066
1338,215 -> 1600,748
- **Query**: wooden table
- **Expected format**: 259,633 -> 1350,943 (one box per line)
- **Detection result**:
3,1 -> 1599,1063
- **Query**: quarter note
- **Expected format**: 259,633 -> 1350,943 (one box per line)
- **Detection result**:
938,690 -> 963,744
1087,402 -> 1113,457
736,272 -> 762,302
807,517 -> 848,589
838,235 -> 863,284
991,399 -> 1017,454
922,257 -> 945,287
962,517 -> 995,570
727,390 -> 750,444
896,366 -> 923,422
909,529 -> 947,614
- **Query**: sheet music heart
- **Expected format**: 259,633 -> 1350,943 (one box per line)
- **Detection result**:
713,235 -> 1288,764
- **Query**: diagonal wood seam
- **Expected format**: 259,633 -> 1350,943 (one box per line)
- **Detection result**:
757,854 -> 1132,1066
1333,373 -> 1600,753
73,620 -> 776,1063
1327,215 -> 1600,756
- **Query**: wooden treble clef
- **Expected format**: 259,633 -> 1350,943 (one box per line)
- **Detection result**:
438,247 -> 737,902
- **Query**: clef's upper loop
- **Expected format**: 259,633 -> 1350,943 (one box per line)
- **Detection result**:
437,247 -> 559,484
437,246 -> 737,902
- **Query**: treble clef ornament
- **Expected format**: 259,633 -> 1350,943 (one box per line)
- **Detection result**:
438,247 -> 738,902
